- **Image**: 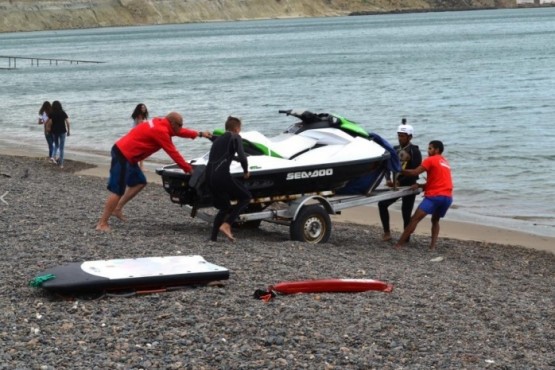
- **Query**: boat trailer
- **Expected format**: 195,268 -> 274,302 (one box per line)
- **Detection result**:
181,187 -> 421,244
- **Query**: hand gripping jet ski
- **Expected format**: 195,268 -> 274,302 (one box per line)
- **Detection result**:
156,109 -> 411,243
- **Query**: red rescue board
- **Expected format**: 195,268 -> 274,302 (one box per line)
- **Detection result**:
270,278 -> 393,294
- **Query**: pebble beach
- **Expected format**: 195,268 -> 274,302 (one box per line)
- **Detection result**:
0,154 -> 554,369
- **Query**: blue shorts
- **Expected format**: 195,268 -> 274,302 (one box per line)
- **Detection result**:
107,145 -> 147,196
418,196 -> 453,218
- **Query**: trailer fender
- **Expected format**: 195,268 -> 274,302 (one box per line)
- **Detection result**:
288,195 -> 333,221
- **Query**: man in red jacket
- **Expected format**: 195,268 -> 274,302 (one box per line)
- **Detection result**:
394,140 -> 453,250
96,112 -> 211,232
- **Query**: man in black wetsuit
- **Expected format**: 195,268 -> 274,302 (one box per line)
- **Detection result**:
206,116 -> 252,241
378,120 -> 422,241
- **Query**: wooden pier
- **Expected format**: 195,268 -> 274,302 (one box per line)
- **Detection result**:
0,55 -> 105,70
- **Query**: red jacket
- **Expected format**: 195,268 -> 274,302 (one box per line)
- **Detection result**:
116,117 -> 198,172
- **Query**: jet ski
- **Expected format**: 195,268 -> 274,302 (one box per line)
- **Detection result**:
156,109 -> 399,209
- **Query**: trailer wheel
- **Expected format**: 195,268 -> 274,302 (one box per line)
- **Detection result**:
290,204 -> 331,243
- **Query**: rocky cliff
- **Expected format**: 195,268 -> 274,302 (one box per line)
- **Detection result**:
0,0 -> 516,33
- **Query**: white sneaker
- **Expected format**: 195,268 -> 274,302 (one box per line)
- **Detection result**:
49,157 -> 57,164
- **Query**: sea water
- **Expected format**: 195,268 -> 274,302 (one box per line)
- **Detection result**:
1,8 -> 554,237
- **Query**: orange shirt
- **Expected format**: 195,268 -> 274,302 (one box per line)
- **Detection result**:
116,117 -> 198,172
421,155 -> 453,197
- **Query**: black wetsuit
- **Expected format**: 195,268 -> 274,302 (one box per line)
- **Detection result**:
206,131 -> 252,241
378,143 -> 422,233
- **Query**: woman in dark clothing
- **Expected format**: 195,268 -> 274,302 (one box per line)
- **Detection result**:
46,100 -> 70,168
206,116 -> 252,241
37,101 -> 53,159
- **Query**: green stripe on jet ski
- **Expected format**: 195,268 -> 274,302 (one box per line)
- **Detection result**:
245,141 -> 283,158
211,128 -> 283,158
332,114 -> 370,138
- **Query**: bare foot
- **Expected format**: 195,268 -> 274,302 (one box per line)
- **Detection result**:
382,232 -> 392,241
393,242 -> 403,249
219,223 -> 235,242
95,223 -> 111,232
112,209 -> 127,222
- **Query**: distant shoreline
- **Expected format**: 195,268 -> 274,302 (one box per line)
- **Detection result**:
350,4 -> 555,16
349,7 -> 496,16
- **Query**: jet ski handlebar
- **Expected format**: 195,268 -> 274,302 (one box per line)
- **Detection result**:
279,109 -> 330,124
278,109 -> 294,116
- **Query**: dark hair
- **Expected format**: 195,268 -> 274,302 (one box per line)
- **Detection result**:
429,140 -> 444,154
51,100 -> 64,114
131,103 -> 149,121
401,118 -> 407,125
39,101 -> 51,115
225,116 -> 242,131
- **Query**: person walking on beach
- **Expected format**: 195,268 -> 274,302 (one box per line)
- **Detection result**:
46,100 -> 70,168
378,119 -> 422,241
96,112 -> 212,232
37,101 -> 53,160
131,103 -> 149,127
206,116 -> 252,242
130,103 -> 149,170
394,140 -> 453,250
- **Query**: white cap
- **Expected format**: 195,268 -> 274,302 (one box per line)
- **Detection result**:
397,124 -> 414,136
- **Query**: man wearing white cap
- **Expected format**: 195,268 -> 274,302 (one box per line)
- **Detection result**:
378,119 -> 422,241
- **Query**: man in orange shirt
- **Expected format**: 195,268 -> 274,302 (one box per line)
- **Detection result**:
394,140 -> 453,250
96,111 -> 212,232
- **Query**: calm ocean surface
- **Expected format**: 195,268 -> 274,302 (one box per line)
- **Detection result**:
1,8 -> 554,237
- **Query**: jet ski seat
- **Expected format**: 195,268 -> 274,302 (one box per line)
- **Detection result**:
241,131 -> 318,159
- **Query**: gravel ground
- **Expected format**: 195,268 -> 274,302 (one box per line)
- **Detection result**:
0,154 -> 554,369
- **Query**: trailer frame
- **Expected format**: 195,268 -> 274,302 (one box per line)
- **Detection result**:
180,187 -> 420,243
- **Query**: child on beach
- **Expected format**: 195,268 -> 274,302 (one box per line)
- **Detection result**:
394,140 -> 453,250
130,103 -> 149,170
131,103 -> 149,127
